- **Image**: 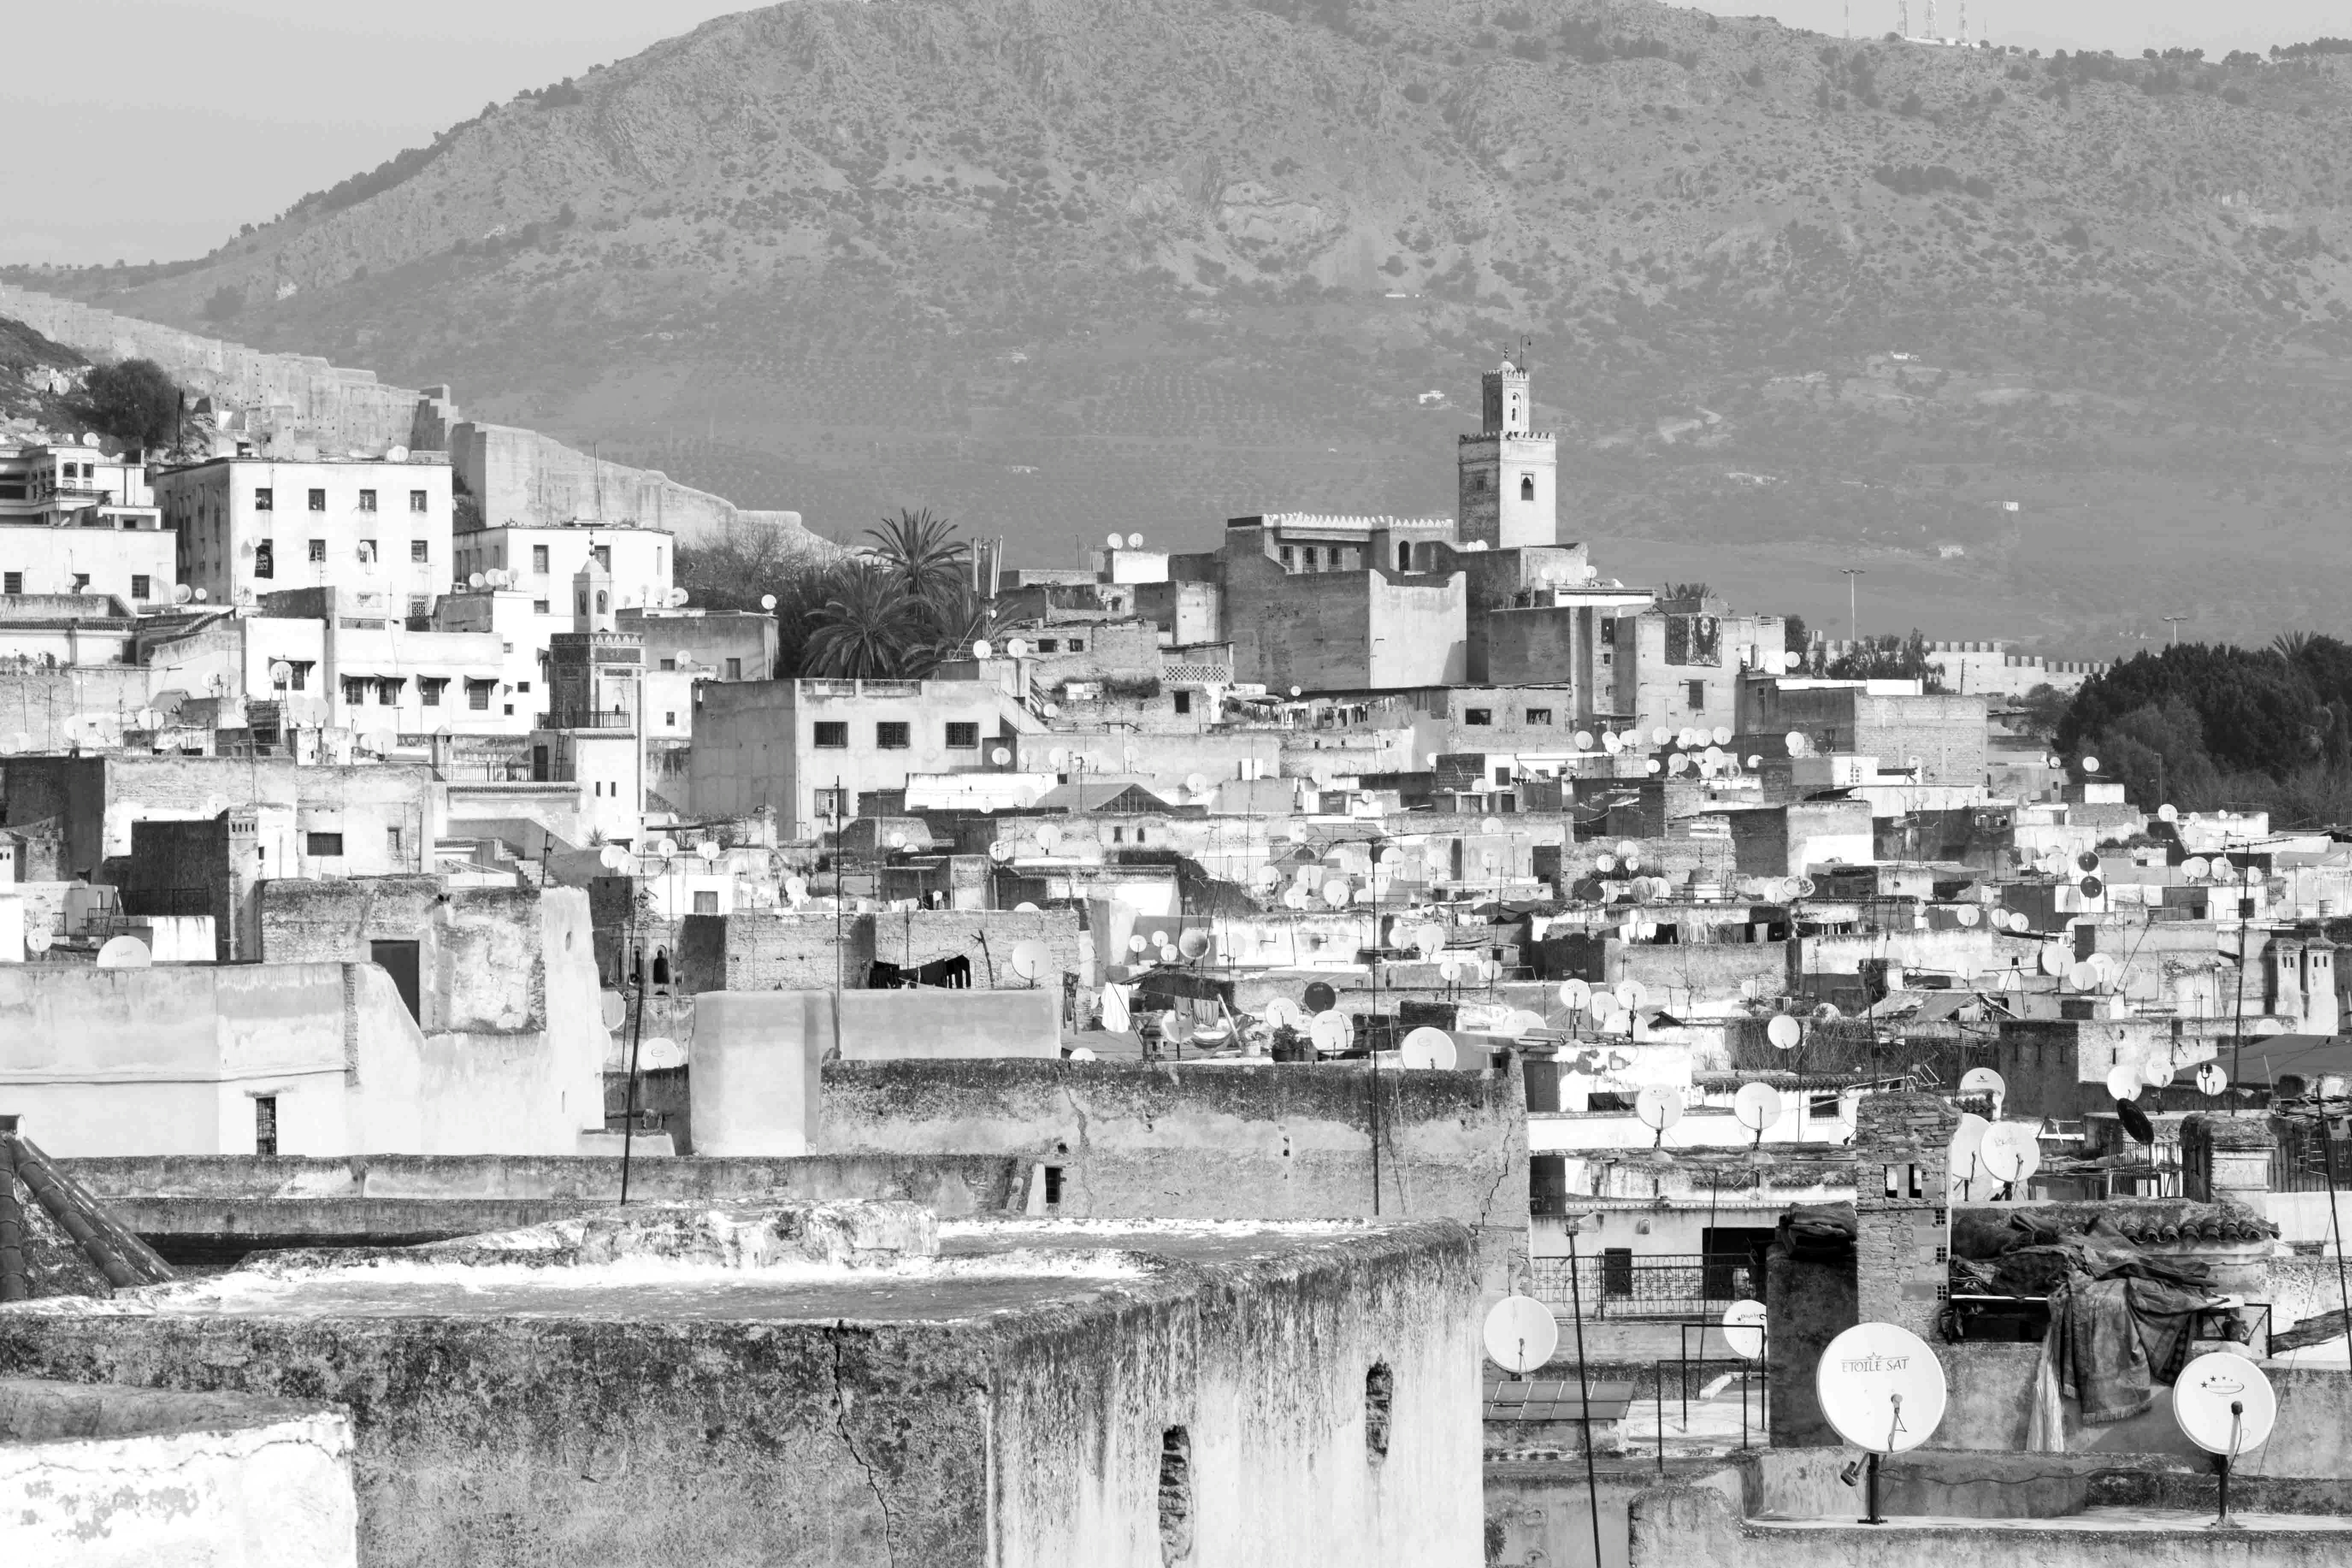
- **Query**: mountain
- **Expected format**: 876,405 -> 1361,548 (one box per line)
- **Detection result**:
13,0 -> 2352,653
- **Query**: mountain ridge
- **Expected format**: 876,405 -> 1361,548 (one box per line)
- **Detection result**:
12,0 -> 2352,650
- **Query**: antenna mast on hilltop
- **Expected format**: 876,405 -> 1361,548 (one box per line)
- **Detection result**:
1898,0 -> 1908,38
1924,0 -> 1936,38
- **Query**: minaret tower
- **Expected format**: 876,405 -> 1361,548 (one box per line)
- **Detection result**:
1456,354 -> 1558,549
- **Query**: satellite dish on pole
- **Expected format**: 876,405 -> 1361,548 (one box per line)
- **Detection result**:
1733,1081 -> 1782,1139
1817,1322 -> 1948,1528
1008,940 -> 1050,982
1401,1027 -> 1458,1069
2105,1063 -> 2144,1102
2196,1062 -> 2228,1096
1767,1015 -> 1802,1050
1308,1010 -> 1352,1055
1720,1299 -> 1768,1361
2174,1353 -> 2275,1456
1484,1295 -> 1559,1375
1979,1122 -> 2041,1187
1634,1086 -> 1682,1140
1558,978 -> 1592,1010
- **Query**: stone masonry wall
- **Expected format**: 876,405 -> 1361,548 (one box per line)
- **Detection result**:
1852,1093 -> 1958,1341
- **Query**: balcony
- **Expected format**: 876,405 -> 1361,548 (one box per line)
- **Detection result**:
540,709 -> 634,730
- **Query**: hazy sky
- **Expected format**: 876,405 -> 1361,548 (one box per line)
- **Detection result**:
7,0 -> 2347,266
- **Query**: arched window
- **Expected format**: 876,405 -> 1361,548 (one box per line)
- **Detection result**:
1520,475 -> 1535,502
652,948 -> 670,986
1396,542 -> 1411,572
596,590 -> 609,614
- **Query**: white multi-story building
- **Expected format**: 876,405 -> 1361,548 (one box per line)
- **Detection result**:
0,441 -> 175,609
450,522 -> 672,628
155,455 -> 454,621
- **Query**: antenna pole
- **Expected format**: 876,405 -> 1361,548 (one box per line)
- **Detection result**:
1565,1222 -> 1607,1568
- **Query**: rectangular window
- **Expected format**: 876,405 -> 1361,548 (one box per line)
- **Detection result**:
1036,639 -> 1059,653
532,545 -> 549,572
374,678 -> 403,705
814,787 -> 848,821
308,538 -> 326,562
945,721 -> 979,749
1808,1093 -> 1842,1122
532,599 -> 551,614
1464,708 -> 1493,726
357,489 -> 378,512
307,488 -> 326,512
1687,680 -> 1706,710
1599,618 -> 1616,646
286,661 -> 311,691
387,826 -> 403,859
1,573 -> 19,595
1279,546 -> 1295,568
130,575 -> 151,600
466,680 -> 493,711
876,721 -> 911,750
1068,638 -> 1084,652
814,721 -> 849,749
359,539 -> 377,564
1174,691 -> 1192,715
305,831 -> 345,857
1525,707 -> 1552,725
419,678 -> 446,707
341,678 -> 367,705
693,890 -> 719,915
659,658 -> 676,672
407,594 -> 429,620
409,490 -> 428,513
254,487 -> 274,511
254,1096 -> 278,1158
592,545 -> 611,570
253,540 -> 273,579
410,540 -> 428,562
725,657 -> 742,679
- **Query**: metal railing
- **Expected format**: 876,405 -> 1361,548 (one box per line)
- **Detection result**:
2272,1120 -> 2352,1193
1529,1252 -> 1763,1321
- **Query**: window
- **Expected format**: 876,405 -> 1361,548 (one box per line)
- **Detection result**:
130,575 -> 151,600
254,487 -> 274,511
305,831 -> 345,857
1687,680 -> 1706,710
253,540 -> 273,579
387,826 -> 403,859
725,657 -> 741,679
1525,707 -> 1552,725
410,540 -> 428,562
1397,542 -> 1412,572
1472,472 -> 1489,492
466,679 -> 493,711
1364,1363 -> 1394,1461
308,539 -> 326,563
945,721 -> 979,749
1111,826 -> 1124,844
341,678 -> 367,705
1174,691 -> 1192,715
516,681 -> 530,694
1279,545 -> 1295,568
664,712 -> 676,726
814,721 -> 849,749
1157,1428 -> 1193,1560
1067,638 -> 1084,653
1464,708 -> 1493,726
693,890 -> 719,915
1,573 -> 18,595
532,545 -> 549,573
1520,474 -> 1535,501
419,678 -> 447,707
591,545 -> 611,570
814,788 -> 848,821
1808,1093 -> 1842,1121
1036,639 -> 1059,653
407,594 -> 429,620
659,658 -> 677,672
532,599 -> 550,615
285,661 -> 311,691
358,489 -> 378,512
1599,618 -> 1616,646
254,1096 -> 278,1158
408,490 -> 428,513
374,678 -> 403,706
876,721 -> 911,749
1494,766 -> 1513,785
307,488 -> 326,512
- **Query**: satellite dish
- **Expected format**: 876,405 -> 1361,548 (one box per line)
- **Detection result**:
1734,1081 -> 1782,1135
987,841 -> 1013,863
1767,1016 -> 1802,1050
697,839 -> 721,862
599,993 -> 628,1031
1956,906 -> 1980,927
1303,980 -> 1338,1013
2158,803 -> 2178,822
1979,1122 -> 2040,1184
760,593 -> 778,611
653,836 -> 678,858
1593,854 -> 1616,873
1163,1007 -> 1194,1043
1005,638 -> 1029,658
386,445 -> 409,462
2007,912 -> 2031,933
1948,1113 -> 1991,1193
1816,1323 -> 1947,1455
1712,725 -> 1732,745
2181,857 -> 2210,880
469,572 -> 486,589
94,935 -> 152,969
171,583 -> 192,604
785,876 -> 810,904
1720,1300 -> 1768,1361
2076,850 -> 2102,874
1185,772 -> 1208,794
1308,1011 -> 1352,1055
1558,979 -> 1592,1010
2106,1063 -> 2144,1102
2196,1062 -> 2228,1096
1068,1046 -> 1099,1063
1644,759 -> 1661,775
1959,1066 -> 2005,1099
1262,997 -> 1301,1031
989,746 -> 1012,766
1785,732 -> 1806,755
1602,731 -> 1623,754
1401,1028 -> 1458,1069
1614,979 -> 1647,1012
1573,729 -> 1594,750
1650,726 -> 1670,746
1322,878 -> 1351,909
2081,756 -> 2101,774
2117,1098 -> 2156,1145
1633,1086 -> 1682,1133
1483,1296 -> 1559,1376
1036,824 -> 1061,851
193,588 -> 207,601
598,845 -> 629,871
2068,960 -> 2099,991
1126,532 -> 1143,549
972,639 -> 992,659
2173,1353 -> 2276,1458
1008,940 -> 1050,980
1177,929 -> 1210,960
1126,934 -> 1148,954
1105,531 -> 1124,549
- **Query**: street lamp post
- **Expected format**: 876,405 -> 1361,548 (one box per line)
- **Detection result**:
1839,568 -> 1865,650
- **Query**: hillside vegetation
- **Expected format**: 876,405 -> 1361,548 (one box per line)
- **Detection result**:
13,0 -> 2352,647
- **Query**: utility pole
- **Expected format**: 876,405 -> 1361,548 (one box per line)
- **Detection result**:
1840,569 -> 1865,650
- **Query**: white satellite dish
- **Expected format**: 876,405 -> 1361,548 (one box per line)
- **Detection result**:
1036,824 -> 1061,851
1068,1046 -> 1099,1063
1633,1086 -> 1682,1134
986,841 -> 1013,864
1650,726 -> 1670,746
1817,1323 -> 1947,1456
653,836 -> 678,858
2007,912 -> 2030,933
1614,979 -> 1647,1012
1733,1081 -> 1782,1135
1712,725 -> 1732,745
1766,1015 -> 1802,1050
1720,1300 -> 1768,1361
1483,1295 -> 1559,1376
1105,531 -> 1124,549
2036,946 -> 2066,978
761,593 -> 778,611
697,839 -> 721,862
2181,856 -> 2210,880
2068,960 -> 2099,991
1177,929 -> 1210,960
94,935 -> 152,969
2174,1353 -> 2275,1466
2081,756 -> 2101,774
971,639 -> 992,659
1602,731 -> 1622,754
1593,853 -> 1616,874
2196,1062 -> 2228,1096
1573,729 -> 1594,750
1979,1122 -> 2041,1185
1127,934 -> 1148,954
989,746 -> 1012,766
1319,878 -> 1349,909
2142,1056 -> 2176,1090
1005,638 -> 1029,658
1958,1066 -> 2005,1100
1262,997 -> 1301,1031
599,993 -> 628,1031
599,845 -> 629,871
1558,979 -> 1592,1010
1126,532 -> 1142,548
194,588 -> 207,600
171,583 -> 192,604
1401,1028 -> 1458,1069
1308,1011 -> 1352,1055
2105,1063 -> 2144,1102
1008,940 -> 1050,980
1012,901 -> 1042,913
1948,1113 -> 1991,1194
469,572 -> 486,589
2158,803 -> 2178,822
1956,905 -> 1980,927
1785,732 -> 1806,756
386,445 -> 409,462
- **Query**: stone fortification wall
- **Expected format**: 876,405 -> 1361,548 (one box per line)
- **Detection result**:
451,421 -> 832,550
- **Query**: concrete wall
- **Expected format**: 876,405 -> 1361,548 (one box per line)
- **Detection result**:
1746,686 -> 1989,788
0,1379 -> 357,1568
451,421 -> 830,551
1221,548 -> 1467,694
818,1059 -> 1529,1293
867,906 -> 1086,990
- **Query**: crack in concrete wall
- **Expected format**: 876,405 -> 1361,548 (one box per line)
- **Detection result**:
827,1325 -> 900,1568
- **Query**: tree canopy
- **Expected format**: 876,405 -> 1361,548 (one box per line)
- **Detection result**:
76,358 -> 184,450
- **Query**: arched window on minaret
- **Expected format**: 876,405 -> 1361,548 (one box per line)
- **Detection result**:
1520,475 -> 1535,501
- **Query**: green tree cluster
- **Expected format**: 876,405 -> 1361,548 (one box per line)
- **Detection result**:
75,358 -> 186,451
1821,630 -> 1946,690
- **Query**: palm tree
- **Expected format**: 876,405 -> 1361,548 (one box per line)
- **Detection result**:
903,578 -> 1006,677
2273,631 -> 2317,666
867,508 -> 968,604
802,565 -> 916,679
